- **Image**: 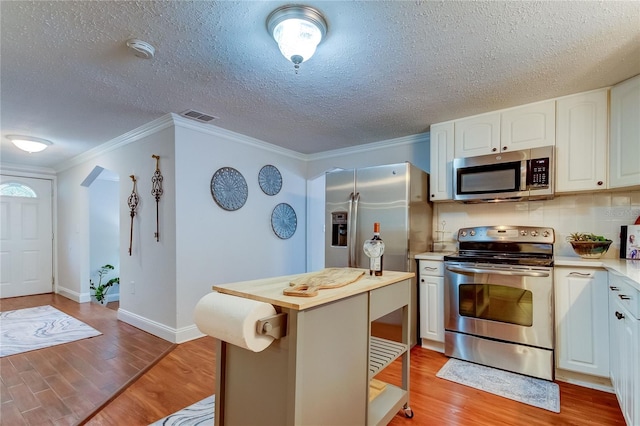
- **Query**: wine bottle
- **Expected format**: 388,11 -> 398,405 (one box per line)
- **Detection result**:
363,222 -> 385,276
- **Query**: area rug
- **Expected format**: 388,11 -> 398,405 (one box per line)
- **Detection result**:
436,358 -> 560,413
0,305 -> 102,357
150,395 -> 215,425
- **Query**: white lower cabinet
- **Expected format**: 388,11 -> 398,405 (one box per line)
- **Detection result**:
418,260 -> 444,352
608,271 -> 640,426
554,267 -> 609,377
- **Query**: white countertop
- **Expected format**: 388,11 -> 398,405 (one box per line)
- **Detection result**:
414,252 -> 451,261
555,256 -> 640,291
414,252 -> 640,291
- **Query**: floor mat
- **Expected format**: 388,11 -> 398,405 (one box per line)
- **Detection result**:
149,395 -> 215,425
436,358 -> 560,413
0,305 -> 101,357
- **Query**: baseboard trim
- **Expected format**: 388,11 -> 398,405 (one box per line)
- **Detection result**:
421,338 -> 445,353
555,368 -> 614,393
57,286 -> 90,303
117,309 -> 205,344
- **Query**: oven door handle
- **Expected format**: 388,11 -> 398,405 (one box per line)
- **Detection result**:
445,265 -> 550,277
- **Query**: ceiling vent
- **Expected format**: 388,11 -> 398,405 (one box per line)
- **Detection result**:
180,110 -> 217,123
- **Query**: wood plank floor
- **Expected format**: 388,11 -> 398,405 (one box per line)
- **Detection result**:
2,294 -> 627,425
0,294 -> 174,425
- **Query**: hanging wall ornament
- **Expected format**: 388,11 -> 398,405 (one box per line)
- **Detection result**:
151,155 -> 164,242
258,164 -> 282,196
210,167 -> 248,211
127,175 -> 140,256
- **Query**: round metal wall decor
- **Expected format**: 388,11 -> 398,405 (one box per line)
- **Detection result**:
271,203 -> 297,239
258,164 -> 282,196
210,167 -> 248,211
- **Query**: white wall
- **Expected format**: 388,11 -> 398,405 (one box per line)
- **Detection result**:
433,190 -> 640,258
57,117 -> 178,339
57,114 -> 309,342
89,176 -> 120,301
173,119 -> 308,333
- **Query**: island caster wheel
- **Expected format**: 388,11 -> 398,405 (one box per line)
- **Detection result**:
403,405 -> 414,419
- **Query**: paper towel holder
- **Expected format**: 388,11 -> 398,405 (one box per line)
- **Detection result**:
256,313 -> 288,339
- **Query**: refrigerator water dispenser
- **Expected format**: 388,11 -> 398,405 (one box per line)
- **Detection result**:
331,212 -> 348,246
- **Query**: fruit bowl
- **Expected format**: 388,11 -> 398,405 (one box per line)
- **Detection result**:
569,240 -> 612,259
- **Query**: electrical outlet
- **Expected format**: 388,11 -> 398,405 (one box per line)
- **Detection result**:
130,280 -> 135,294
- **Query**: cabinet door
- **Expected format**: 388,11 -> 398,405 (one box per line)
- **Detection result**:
609,272 -> 640,426
501,100 -> 556,151
610,74 -> 640,188
611,301 -> 637,426
429,121 -> 454,201
419,275 -> 444,343
556,90 -> 609,192
454,112 -> 500,158
555,268 -> 609,377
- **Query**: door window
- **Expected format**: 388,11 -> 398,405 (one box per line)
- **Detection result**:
0,182 -> 37,198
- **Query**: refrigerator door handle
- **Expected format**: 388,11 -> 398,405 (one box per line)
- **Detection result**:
347,192 -> 354,267
352,192 -> 361,267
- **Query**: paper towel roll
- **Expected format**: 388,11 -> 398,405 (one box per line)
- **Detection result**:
194,291 -> 277,352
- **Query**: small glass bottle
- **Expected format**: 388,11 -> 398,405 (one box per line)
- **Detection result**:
363,222 -> 385,276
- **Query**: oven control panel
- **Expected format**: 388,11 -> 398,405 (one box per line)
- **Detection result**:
456,225 -> 555,243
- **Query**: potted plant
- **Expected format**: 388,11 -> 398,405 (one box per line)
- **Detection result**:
90,264 -> 119,304
566,233 -> 613,259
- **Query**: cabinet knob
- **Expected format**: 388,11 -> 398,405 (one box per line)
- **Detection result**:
610,286 -> 620,291
502,146 -> 508,151
492,148 -> 497,152
597,181 -> 603,186
615,311 -> 625,320
619,295 -> 631,300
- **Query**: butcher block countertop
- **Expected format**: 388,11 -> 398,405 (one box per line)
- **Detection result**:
212,268 -> 414,311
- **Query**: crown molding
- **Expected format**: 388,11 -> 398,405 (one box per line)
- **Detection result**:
54,115 -> 175,173
52,112 -> 430,173
171,114 -> 308,161
306,132 -> 430,162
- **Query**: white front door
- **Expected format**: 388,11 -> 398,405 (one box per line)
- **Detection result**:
0,176 -> 53,298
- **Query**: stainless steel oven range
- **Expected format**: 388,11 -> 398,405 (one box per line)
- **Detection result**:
444,225 -> 555,380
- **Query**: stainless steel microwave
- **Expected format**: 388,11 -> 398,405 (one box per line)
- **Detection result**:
453,146 -> 554,202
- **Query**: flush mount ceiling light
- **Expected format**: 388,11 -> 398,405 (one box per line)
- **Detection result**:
267,5 -> 327,73
7,135 -> 52,153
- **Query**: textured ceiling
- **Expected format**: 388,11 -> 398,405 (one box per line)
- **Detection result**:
1,1 -> 639,169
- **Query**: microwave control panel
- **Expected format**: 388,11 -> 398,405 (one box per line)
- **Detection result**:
528,158 -> 550,188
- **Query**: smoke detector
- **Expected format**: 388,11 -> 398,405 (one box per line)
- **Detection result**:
126,39 -> 155,59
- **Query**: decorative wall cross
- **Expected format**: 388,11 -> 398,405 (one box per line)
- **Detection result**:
151,155 -> 164,242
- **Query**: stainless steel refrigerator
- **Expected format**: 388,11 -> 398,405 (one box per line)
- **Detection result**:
325,162 -> 432,346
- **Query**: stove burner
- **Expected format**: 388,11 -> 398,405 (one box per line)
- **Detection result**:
446,225 -> 555,267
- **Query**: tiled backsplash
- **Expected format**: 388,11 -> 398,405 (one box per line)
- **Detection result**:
433,189 -> 640,258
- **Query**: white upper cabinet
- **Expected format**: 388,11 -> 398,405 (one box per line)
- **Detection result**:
429,121 -> 454,201
610,74 -> 640,188
555,89 -> 609,193
501,100 -> 556,150
454,111 -> 500,158
453,100 -> 555,159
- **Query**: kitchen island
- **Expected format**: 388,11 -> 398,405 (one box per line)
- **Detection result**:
210,268 -> 414,426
